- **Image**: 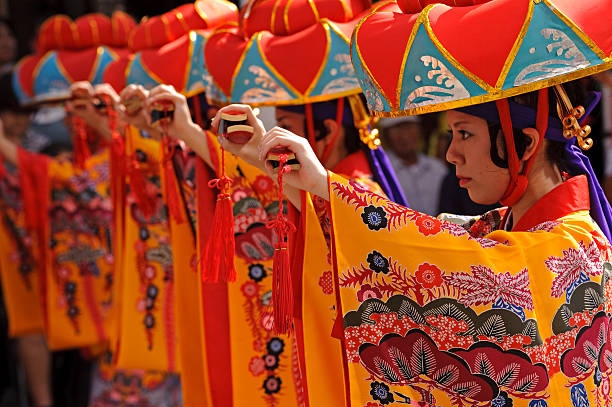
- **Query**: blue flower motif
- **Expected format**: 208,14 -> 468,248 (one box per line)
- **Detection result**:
64,281 -> 77,294
361,205 -> 388,231
367,250 -> 390,274
594,366 -> 603,387
492,391 -> 513,407
370,381 -> 394,405
248,263 -> 267,282
147,284 -> 158,299
266,338 -> 285,355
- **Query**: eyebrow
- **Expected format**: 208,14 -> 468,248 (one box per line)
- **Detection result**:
276,115 -> 289,122
449,120 -> 470,127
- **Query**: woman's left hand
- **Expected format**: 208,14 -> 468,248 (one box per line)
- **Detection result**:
259,126 -> 329,200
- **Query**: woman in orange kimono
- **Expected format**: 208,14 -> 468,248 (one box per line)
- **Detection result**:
0,72 -> 50,407
252,71 -> 612,407
146,76 -> 405,406
0,96 -> 115,351
59,82 -> 184,407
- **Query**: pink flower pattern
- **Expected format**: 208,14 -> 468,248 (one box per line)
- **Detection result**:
546,240 -> 603,298
447,265 -> 534,310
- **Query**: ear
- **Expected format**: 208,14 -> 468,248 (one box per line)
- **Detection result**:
520,127 -> 541,161
322,118 -> 339,137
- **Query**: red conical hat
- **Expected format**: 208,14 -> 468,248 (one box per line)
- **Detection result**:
14,12 -> 135,105
203,0 -> 398,106
351,0 -> 612,116
118,0 -> 238,96
36,12 -> 136,53
128,0 -> 237,51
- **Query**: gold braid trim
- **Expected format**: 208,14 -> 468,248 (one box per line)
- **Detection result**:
347,94 -> 381,150
553,84 -> 593,150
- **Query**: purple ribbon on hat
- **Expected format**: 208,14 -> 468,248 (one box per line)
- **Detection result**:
456,92 -> 612,243
367,146 -> 408,207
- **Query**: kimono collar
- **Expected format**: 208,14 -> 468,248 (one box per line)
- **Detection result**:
513,175 -> 589,232
332,150 -> 371,179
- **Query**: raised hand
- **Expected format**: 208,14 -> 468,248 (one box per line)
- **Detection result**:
146,85 -> 194,138
118,84 -> 157,135
65,81 -> 115,140
212,104 -> 266,170
258,126 -> 329,200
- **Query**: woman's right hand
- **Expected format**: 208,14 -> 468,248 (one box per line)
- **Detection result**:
118,84 -> 156,134
259,126 -> 329,200
211,104 -> 267,170
146,84 -> 198,139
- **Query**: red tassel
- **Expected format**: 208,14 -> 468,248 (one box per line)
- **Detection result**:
103,95 -> 126,229
72,116 -> 90,169
17,148 -> 50,324
202,148 -> 236,283
0,154 -> 6,179
161,136 -> 185,224
266,154 -> 296,335
129,156 -> 157,219
195,156 -> 215,271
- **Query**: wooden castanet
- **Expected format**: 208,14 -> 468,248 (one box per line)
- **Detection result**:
218,111 -> 254,144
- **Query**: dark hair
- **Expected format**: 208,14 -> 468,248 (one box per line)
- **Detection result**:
488,80 -> 588,172
304,118 -> 364,155
0,18 -> 16,37
0,71 -> 34,114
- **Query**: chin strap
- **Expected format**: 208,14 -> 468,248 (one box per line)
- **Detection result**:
497,88 -> 549,207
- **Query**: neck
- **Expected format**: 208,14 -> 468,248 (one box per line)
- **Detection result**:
322,142 -> 348,170
510,161 -> 563,228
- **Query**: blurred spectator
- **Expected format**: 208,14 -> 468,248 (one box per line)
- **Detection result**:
0,19 -> 17,74
380,116 -> 447,215
0,71 -> 53,407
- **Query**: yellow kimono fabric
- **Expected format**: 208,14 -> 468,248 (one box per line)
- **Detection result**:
295,151 -> 385,407
113,127 -> 180,372
43,150 -> 114,349
205,137 -> 299,407
168,146 -> 212,407
0,161 -> 44,336
327,172 -> 612,407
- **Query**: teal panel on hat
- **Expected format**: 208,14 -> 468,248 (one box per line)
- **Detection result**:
33,52 -> 71,100
308,24 -> 360,99
351,34 -> 392,113
90,47 -> 117,85
126,53 -> 162,90
201,35 -> 227,103
398,24 -> 486,112
502,1 -> 603,90
12,68 -> 31,105
230,37 -> 297,104
184,32 -> 206,96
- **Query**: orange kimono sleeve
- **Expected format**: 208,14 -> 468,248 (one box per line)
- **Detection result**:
112,128 -> 181,372
167,148 -> 213,407
40,151 -> 115,350
327,172 -> 612,407
0,157 -> 44,337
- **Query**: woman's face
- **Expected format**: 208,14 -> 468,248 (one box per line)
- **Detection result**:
445,110 -> 510,205
274,108 -> 327,158
0,23 -> 16,65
